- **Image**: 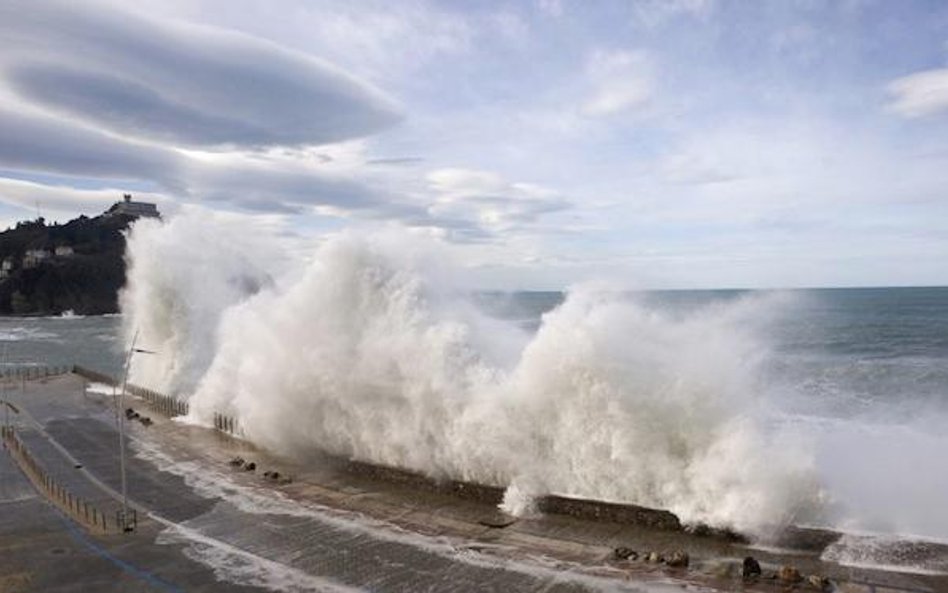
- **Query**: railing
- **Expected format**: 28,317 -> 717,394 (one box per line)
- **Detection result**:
72,365 -> 188,417
212,412 -> 240,436
0,365 -> 72,381
1,425 -> 121,533
71,365 -> 240,436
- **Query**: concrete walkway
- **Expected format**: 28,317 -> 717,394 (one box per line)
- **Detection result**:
1,374 -> 945,593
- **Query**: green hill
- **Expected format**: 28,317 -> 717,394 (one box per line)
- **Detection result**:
0,213 -> 138,315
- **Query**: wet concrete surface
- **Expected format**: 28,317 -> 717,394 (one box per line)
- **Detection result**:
2,374 -> 947,592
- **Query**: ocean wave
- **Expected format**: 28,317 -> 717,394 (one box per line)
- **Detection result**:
122,214 -> 820,536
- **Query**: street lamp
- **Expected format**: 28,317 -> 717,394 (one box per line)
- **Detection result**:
114,330 -> 156,533
1,400 -> 19,436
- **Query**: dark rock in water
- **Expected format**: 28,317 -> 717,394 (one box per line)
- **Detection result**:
666,551 -> 689,568
777,565 -> 803,583
244,462 -> 256,471
263,471 -> 272,478
140,417 -> 152,427
270,471 -> 280,480
228,457 -> 244,467
125,408 -> 135,419
478,515 -> 516,529
279,475 -> 293,484
613,547 -> 637,561
742,556 -> 761,578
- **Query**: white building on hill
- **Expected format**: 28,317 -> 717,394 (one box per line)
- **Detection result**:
107,194 -> 160,219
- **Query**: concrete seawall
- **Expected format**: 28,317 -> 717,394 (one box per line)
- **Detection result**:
68,365 -> 843,550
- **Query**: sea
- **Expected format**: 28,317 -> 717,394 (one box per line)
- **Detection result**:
3,287 -> 947,549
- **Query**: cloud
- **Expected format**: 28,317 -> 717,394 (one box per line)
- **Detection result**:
536,0 -> 564,18
887,68 -> 948,118
0,1 -> 426,223
0,104 -> 427,220
0,177 -> 173,221
426,168 -> 570,233
0,0 -> 401,148
632,0 -> 714,28
191,159 -> 421,218
581,50 -> 653,117
0,107 -> 184,187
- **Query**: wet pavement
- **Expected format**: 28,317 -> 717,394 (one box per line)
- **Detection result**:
1,374 -> 946,592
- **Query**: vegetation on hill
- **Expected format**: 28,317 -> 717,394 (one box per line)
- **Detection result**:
0,214 -> 136,315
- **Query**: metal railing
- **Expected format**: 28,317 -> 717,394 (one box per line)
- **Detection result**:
1,425 -> 120,533
0,365 -> 72,381
72,365 -> 188,417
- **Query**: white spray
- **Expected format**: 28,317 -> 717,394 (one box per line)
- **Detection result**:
121,212 -> 282,394
123,212 -> 821,535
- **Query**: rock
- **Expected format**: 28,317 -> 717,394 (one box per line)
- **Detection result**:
244,462 -> 256,471
645,551 -> 663,564
270,471 -> 280,480
228,457 -> 245,467
807,575 -> 832,591
140,417 -> 152,427
742,556 -> 762,578
124,408 -> 135,419
613,547 -> 637,561
666,551 -> 689,568
777,565 -> 803,583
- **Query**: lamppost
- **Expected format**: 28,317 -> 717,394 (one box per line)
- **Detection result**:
1,400 -> 19,438
114,330 -> 156,532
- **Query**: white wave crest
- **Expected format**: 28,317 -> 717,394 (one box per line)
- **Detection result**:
123,212 -> 821,535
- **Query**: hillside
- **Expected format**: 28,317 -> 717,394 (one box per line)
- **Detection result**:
0,213 -> 138,315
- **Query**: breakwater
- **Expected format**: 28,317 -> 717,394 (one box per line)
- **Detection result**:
66,366 -> 734,538
65,366 -> 847,548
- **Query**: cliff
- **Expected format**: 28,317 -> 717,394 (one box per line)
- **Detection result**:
0,213 -> 137,315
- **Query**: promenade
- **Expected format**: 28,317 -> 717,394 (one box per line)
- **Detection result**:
0,372 -> 944,592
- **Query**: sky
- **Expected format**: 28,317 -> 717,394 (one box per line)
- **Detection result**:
1,0 -> 947,289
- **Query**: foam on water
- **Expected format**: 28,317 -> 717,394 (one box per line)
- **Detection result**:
822,534 -> 948,575
156,522 -> 365,593
134,440 -> 684,592
0,327 -> 59,342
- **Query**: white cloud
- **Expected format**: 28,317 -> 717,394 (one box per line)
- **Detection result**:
887,68 -> 948,118
0,177 -> 173,222
426,168 -> 570,235
121,0 -> 474,86
632,0 -> 713,28
0,0 -> 400,148
581,50 -> 653,117
0,106 -> 185,187
0,1 -> 424,222
536,0 -> 564,18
